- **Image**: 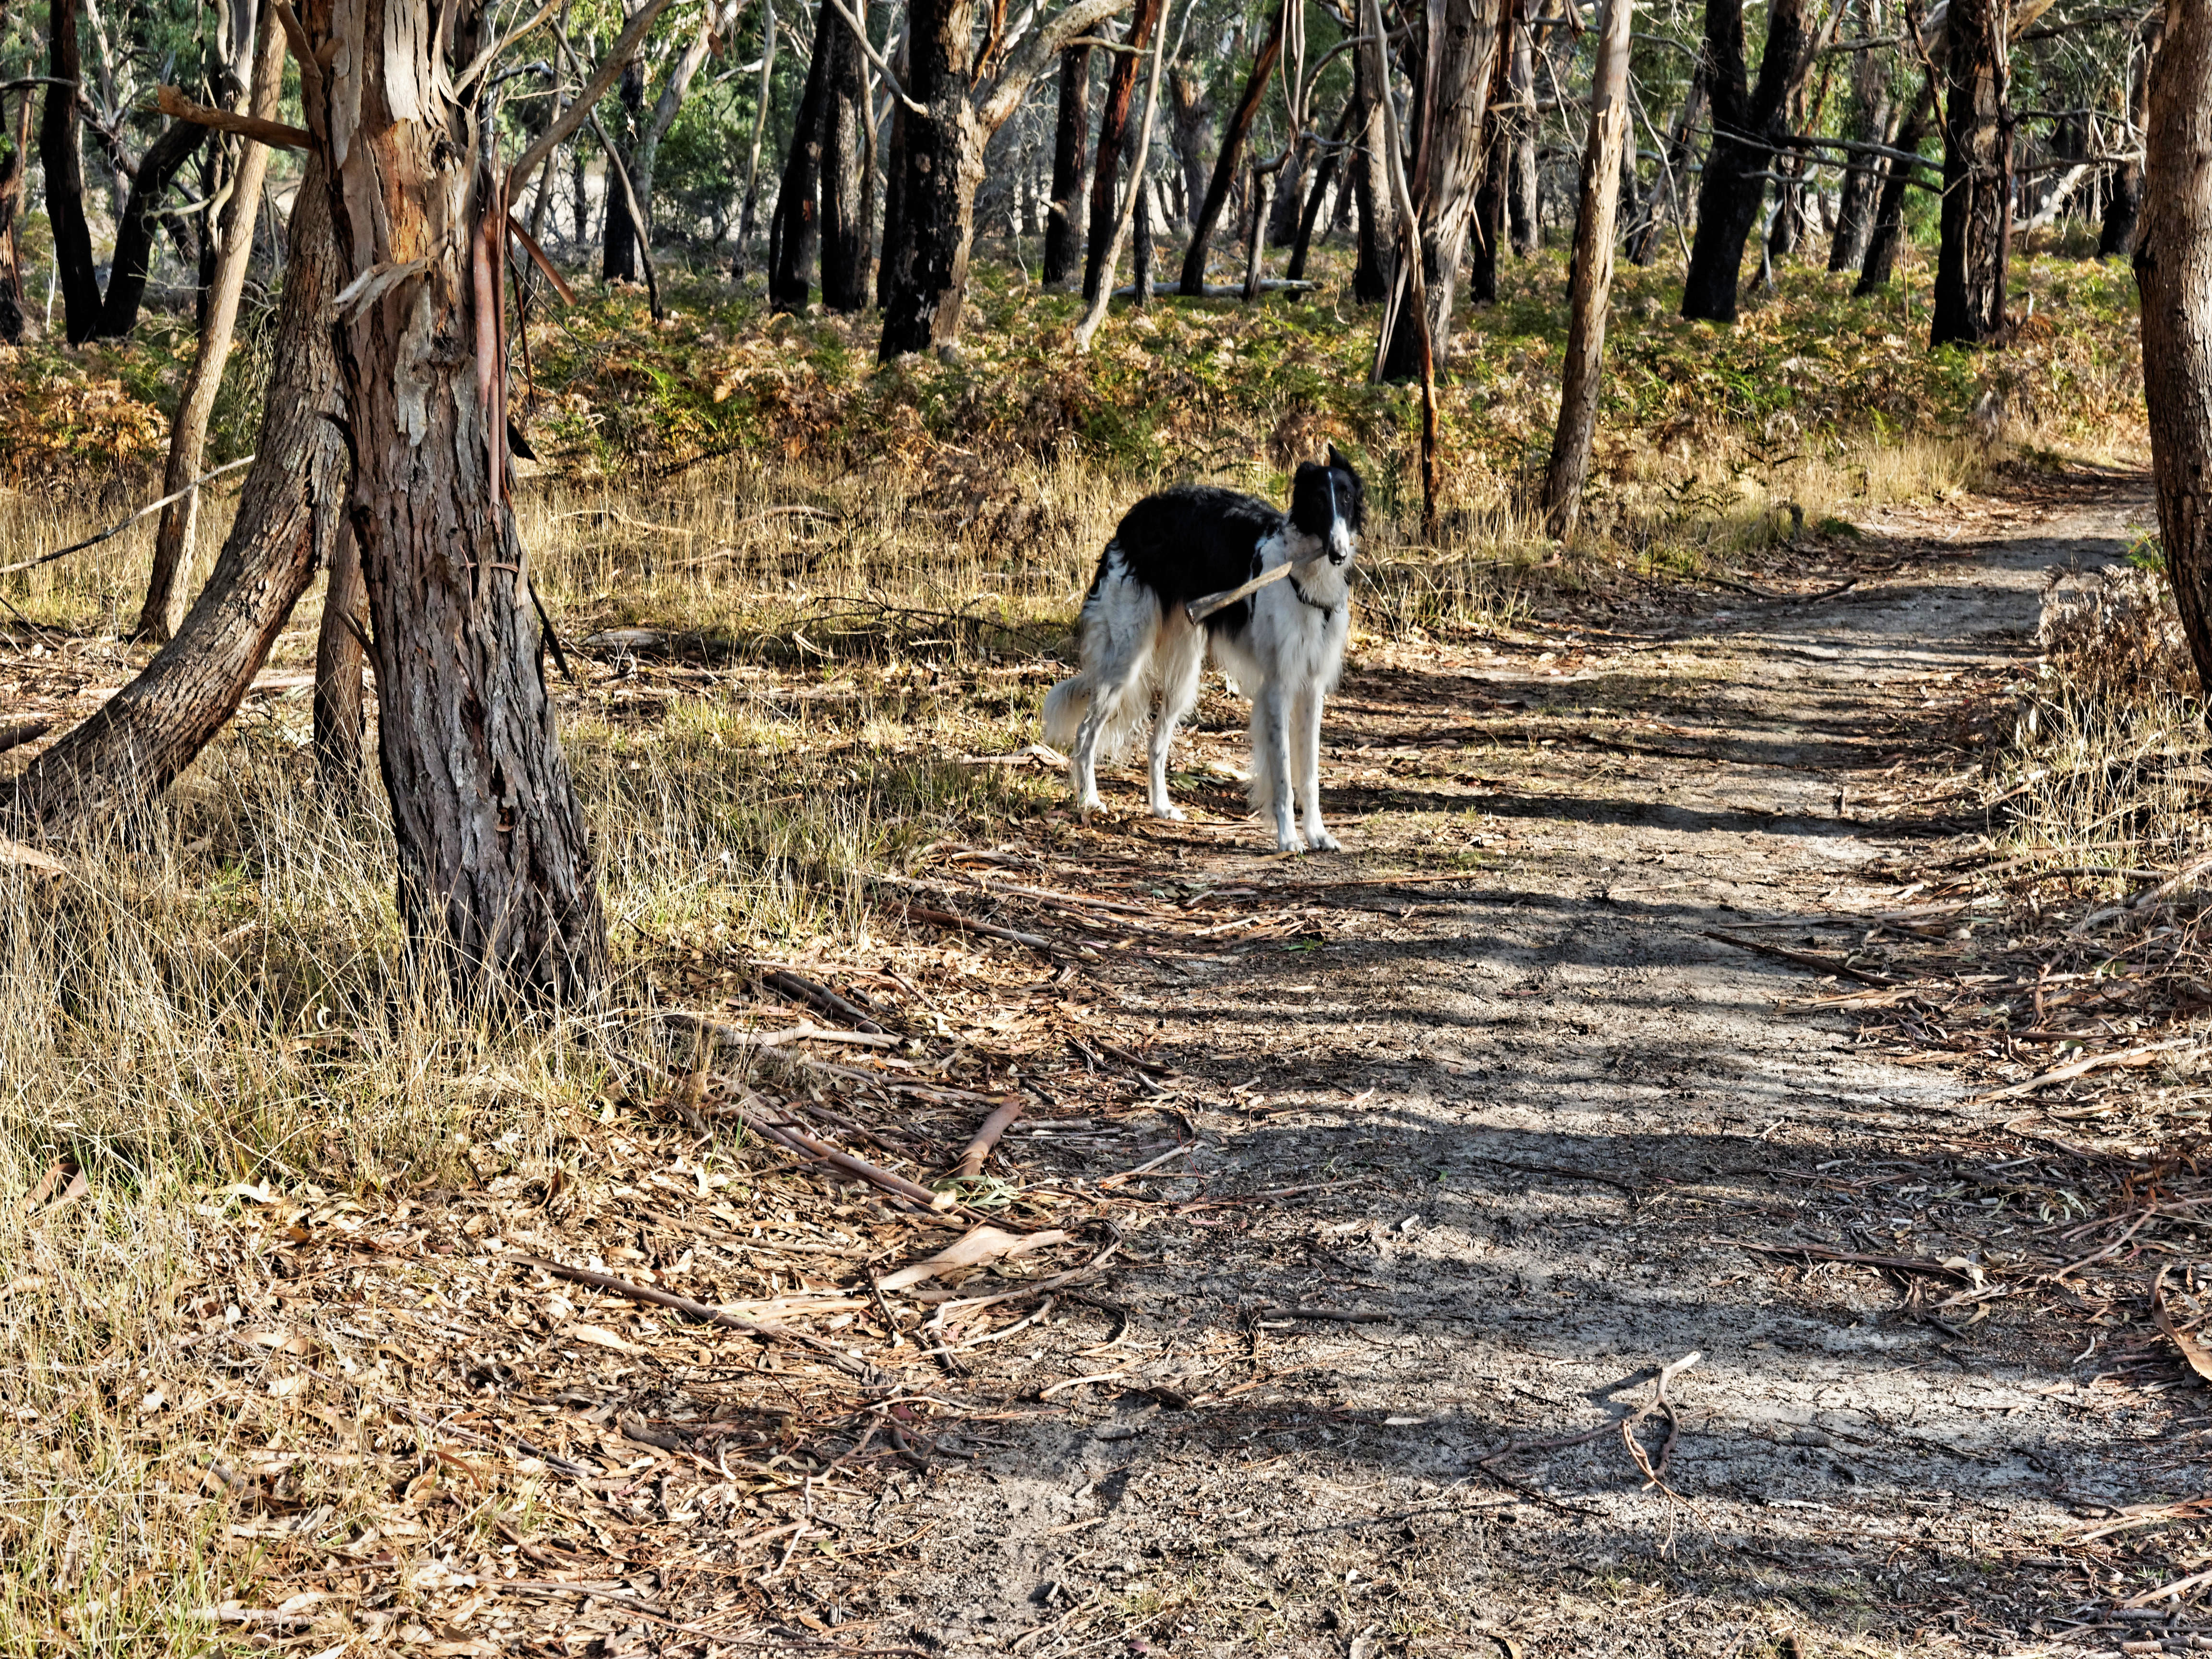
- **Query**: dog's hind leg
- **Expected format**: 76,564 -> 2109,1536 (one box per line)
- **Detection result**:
1146,622 -> 1205,820
1250,682 -> 1298,851
1290,685 -> 1339,852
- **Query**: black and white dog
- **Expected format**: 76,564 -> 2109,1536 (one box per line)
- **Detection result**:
1043,447 -> 1363,852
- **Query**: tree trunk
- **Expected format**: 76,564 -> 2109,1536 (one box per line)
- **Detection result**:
1167,66 -> 1211,229
1629,60 -> 1703,265
819,0 -> 870,310
1505,3 -> 1538,255
2102,15 -> 2160,259
1177,4 -> 1285,296
307,0 -> 609,1007
1350,44 -> 1392,301
1542,0 -> 1632,540
1767,147 -> 1806,261
1467,31 -> 1515,304
1241,161 -> 1276,299
1131,166 -> 1152,300
1855,78 -> 1932,294
1379,0 -> 1503,380
735,0 -> 776,268
137,11 -> 283,645
0,90 -> 32,343
1286,92 -> 1355,281
877,0 -> 986,355
1681,0 -> 1811,322
1827,11 -> 1889,272
93,118 -> 208,339
601,56 -> 645,280
12,161 -> 346,832
877,70 -> 909,310
771,0 -> 836,308
1929,0 -> 2011,347
2135,0 -> 2212,701
1042,44 -> 1092,284
877,0 -> 1130,358
313,521 -> 367,788
1085,0 -> 1162,301
39,0 -> 101,345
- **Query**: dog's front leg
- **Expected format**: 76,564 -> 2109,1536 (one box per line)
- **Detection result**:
1292,688 -> 1339,852
1253,685 -> 1298,851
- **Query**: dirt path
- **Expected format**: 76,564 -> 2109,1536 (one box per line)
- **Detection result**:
874,477 -> 2200,1658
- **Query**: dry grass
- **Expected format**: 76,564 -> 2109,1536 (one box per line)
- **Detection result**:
0,247 -> 2156,1644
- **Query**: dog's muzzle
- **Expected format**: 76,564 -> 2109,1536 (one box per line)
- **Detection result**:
1327,523 -> 1354,565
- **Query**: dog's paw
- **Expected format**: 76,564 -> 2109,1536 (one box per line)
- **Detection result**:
1306,829 -> 1342,853
1151,803 -> 1188,822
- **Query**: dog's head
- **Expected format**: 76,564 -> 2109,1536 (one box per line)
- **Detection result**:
1289,444 -> 1365,566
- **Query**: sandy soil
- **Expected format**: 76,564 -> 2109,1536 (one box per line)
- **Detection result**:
857,472 -> 2206,1659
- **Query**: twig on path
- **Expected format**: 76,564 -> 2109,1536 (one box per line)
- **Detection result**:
1726,1238 -> 1981,1280
896,901 -> 1059,957
1965,1037 -> 2197,1104
760,967 -> 885,1034
503,1253 -> 883,1380
951,1096 -> 1027,1178
1250,1305 -> 1390,1323
2153,1266 -> 2212,1386
1620,1351 -> 1699,1495
723,1103 -> 952,1211
1703,929 -> 1898,986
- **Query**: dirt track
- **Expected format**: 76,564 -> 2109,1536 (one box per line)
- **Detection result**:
867,475 -> 2205,1658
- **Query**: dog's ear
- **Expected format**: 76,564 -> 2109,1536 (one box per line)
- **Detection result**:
1326,442 -> 1349,473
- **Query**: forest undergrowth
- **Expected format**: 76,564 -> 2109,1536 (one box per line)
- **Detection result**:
0,240 -> 2173,1650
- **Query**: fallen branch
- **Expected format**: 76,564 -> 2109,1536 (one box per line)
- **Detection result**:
952,1096 -> 1027,1179
1729,1238 -> 1981,1279
0,720 -> 52,755
504,1253 -> 881,1379
725,1104 -> 953,1211
1967,1037 -> 2196,1104
1703,929 -> 1897,987
0,455 -> 256,577
761,967 -> 885,1034
1251,1305 -> 1389,1323
898,902 -> 1058,956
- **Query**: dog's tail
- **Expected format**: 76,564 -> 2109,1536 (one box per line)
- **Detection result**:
1042,670 -> 1148,763
1041,673 -> 1089,751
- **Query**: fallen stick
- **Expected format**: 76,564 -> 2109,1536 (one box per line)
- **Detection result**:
952,1097 -> 1027,1178
899,902 -> 1058,956
1728,1238 -> 1980,1279
504,1253 -> 881,1379
727,1105 -> 953,1211
687,1014 -> 898,1051
1966,1036 -> 2196,1104
761,967 -> 885,1034
1251,1305 -> 1389,1323
1184,552 -> 1327,625
1703,929 -> 1897,987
